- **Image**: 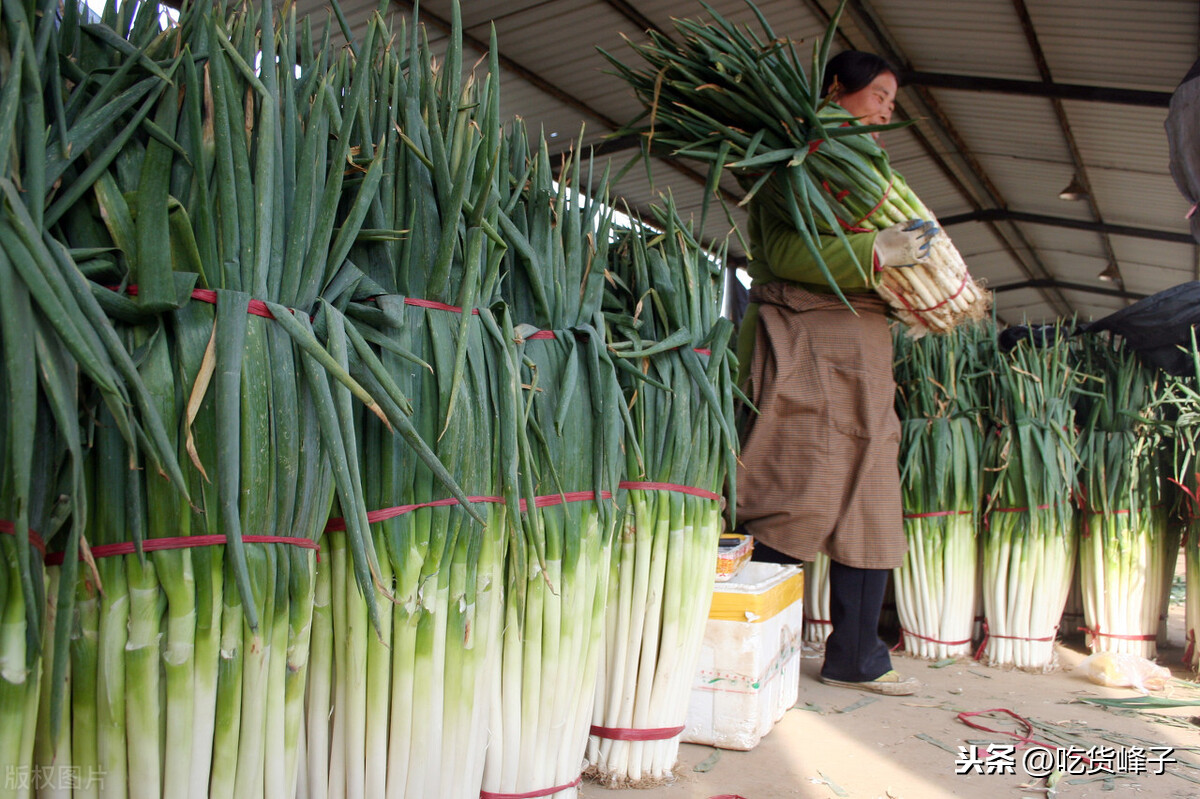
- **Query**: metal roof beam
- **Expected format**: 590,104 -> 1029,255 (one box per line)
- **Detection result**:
939,209 -> 1195,245
993,279 -> 1147,301
899,72 -> 1172,108
1010,0 -> 1124,293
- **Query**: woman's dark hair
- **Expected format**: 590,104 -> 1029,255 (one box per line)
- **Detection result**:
820,51 -> 898,99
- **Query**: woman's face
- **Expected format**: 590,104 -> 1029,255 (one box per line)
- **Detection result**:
834,70 -> 898,131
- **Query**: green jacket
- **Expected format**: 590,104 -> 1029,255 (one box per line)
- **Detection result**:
736,198 -> 881,381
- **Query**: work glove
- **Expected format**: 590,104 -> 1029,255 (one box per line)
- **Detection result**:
874,219 -> 939,268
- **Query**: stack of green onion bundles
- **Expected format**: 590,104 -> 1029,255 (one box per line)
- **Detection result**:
585,200 -> 737,786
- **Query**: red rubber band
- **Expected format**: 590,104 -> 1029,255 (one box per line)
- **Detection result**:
1078,626 -> 1157,644
589,724 -> 685,741
974,619 -> 1057,661
902,509 -> 972,519
989,503 -> 1062,513
480,777 -> 582,799
188,288 -> 276,319
896,627 -> 972,651
325,490 -> 615,532
957,708 -> 1097,767
619,481 -> 721,501
804,616 -> 832,626
0,521 -> 47,557
403,296 -> 480,315
114,285 -> 282,320
43,534 -> 318,566
807,139 -> 824,155
829,177 -> 895,232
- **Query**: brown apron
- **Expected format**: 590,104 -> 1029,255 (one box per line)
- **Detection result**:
736,281 -> 906,569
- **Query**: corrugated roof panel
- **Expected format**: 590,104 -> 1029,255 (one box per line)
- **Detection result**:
1109,238 -> 1196,277
633,0 -> 827,43
926,90 -> 1071,163
997,288 -> 1058,324
1065,102 -> 1172,175
1025,0 -> 1197,92
1016,225 -> 1106,263
1123,266 -> 1195,298
876,0 -> 1041,81
1057,292 -> 1124,322
1037,249 -> 1108,283
1088,170 -> 1194,231
972,155 -> 1093,221
456,1 -> 552,28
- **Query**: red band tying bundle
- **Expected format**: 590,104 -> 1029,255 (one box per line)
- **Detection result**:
804,614 -> 832,627
403,296 -> 480,315
189,288 -> 277,319
589,724 -> 685,742
0,521 -> 47,557
983,500 -> 1069,530
325,490 -> 615,533
902,509 -> 972,519
1078,626 -> 1156,648
891,271 -> 969,319
894,627 -> 972,653
807,138 -> 824,155
44,534 -> 318,567
618,481 -> 721,501
974,619 -> 1057,661
826,176 -> 894,234
479,777 -> 582,799
114,285 -> 280,319
957,708 -> 1097,768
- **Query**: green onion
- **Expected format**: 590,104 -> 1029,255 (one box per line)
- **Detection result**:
1075,332 -> 1172,659
892,322 -> 987,659
604,0 -> 989,333
585,199 -> 736,785
980,321 -> 1081,669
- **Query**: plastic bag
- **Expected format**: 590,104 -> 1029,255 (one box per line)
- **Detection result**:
1075,652 -> 1171,694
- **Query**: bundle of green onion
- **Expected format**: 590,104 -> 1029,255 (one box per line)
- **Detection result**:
1150,332 -> 1200,670
17,3 -> 472,797
1075,332 -> 1173,659
585,198 -> 737,786
891,323 -> 986,659
980,322 -> 1081,670
304,8 -> 511,796
480,123 -> 625,799
603,0 -> 989,334
1,1 -> 197,782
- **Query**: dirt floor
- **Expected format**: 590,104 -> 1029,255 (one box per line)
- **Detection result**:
580,559 -> 1200,799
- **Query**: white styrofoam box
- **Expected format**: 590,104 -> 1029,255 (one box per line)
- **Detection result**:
682,562 -> 804,751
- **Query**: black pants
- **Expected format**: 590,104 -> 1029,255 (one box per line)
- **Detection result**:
753,541 -> 893,682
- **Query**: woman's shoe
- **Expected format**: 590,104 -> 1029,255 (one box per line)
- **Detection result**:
819,669 -> 919,696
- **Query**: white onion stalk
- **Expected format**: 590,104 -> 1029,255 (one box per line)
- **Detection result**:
1076,335 -> 1169,659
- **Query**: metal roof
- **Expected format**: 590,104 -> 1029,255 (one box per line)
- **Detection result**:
298,0 -> 1200,325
